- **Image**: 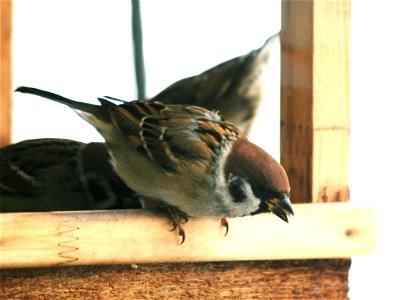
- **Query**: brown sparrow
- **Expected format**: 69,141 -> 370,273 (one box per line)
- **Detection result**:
151,33 -> 279,135
15,86 -> 293,241
0,138 -> 142,212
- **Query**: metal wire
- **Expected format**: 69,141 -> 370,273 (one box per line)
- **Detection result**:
132,0 -> 146,99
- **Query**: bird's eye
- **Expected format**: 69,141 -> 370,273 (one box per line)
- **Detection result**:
251,182 -> 271,200
228,176 -> 246,203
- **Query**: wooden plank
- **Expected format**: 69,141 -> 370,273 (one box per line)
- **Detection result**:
0,203 -> 376,268
281,0 -> 351,203
0,0 -> 12,147
0,259 -> 351,299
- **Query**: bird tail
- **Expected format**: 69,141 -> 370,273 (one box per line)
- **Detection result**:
15,86 -> 101,116
261,32 -> 280,52
250,32 -> 280,64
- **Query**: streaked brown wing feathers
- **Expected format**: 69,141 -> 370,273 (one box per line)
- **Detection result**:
102,100 -> 240,172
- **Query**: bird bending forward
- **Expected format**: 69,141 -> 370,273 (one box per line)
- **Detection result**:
16,86 -> 293,240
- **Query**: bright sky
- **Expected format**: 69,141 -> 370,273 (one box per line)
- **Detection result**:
11,1 -> 396,298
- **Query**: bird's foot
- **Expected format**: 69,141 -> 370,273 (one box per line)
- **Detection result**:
221,218 -> 229,237
167,206 -> 189,244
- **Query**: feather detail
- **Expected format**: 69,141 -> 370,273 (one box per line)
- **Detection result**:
14,86 -> 239,176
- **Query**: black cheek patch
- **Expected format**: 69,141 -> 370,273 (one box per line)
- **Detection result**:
228,177 -> 246,203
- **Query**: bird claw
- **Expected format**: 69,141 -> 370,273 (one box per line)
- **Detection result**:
169,222 -> 185,245
221,218 -> 229,237
178,227 -> 186,245
167,206 -> 188,244
170,223 -> 177,232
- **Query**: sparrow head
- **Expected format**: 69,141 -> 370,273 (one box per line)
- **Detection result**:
224,138 -> 293,222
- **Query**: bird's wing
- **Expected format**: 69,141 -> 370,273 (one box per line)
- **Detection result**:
101,100 -> 241,172
152,33 -> 280,110
0,139 -> 83,197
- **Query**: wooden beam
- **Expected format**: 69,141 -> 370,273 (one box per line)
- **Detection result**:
0,203 -> 376,268
281,0 -> 351,203
0,0 -> 12,147
0,260 -> 351,299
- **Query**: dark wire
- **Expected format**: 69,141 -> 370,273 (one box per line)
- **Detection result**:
132,0 -> 146,99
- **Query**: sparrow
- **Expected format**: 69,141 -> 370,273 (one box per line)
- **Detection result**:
151,33 -> 279,135
0,138 -> 142,212
15,86 -> 293,242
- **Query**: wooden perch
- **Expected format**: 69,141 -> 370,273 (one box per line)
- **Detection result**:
0,203 -> 376,268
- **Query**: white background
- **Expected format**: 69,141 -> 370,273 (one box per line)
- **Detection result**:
10,1 -> 396,298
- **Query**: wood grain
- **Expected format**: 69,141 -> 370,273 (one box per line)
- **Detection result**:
0,0 -> 12,147
0,203 -> 376,268
281,0 -> 351,203
0,259 -> 351,299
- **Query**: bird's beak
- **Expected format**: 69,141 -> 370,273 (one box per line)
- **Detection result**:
268,193 -> 294,223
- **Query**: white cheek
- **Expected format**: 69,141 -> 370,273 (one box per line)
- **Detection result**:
219,180 -> 261,217
243,183 -> 256,199
242,182 -> 262,211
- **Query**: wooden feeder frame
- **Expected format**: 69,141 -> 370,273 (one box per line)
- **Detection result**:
0,1 -> 376,299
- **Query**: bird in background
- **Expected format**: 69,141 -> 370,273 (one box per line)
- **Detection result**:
0,138 -> 142,213
1,34 -> 279,217
151,33 -> 279,135
15,86 -> 293,243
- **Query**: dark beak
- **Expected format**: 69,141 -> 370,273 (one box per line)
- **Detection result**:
268,193 -> 294,223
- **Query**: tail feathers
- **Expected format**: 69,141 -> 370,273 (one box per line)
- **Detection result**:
260,32 -> 280,52
251,32 -> 280,64
15,86 -> 101,115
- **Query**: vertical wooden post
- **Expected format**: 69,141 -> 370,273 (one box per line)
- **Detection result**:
281,0 -> 350,203
1,0 -> 12,147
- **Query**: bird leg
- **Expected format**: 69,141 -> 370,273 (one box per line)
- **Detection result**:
221,218 -> 229,237
166,205 -> 189,244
